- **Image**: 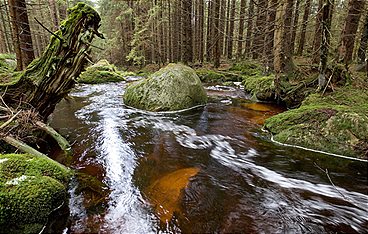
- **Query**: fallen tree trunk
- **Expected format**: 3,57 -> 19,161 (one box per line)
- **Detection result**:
1,2 -> 103,119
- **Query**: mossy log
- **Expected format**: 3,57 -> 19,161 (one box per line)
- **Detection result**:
0,3 -> 103,119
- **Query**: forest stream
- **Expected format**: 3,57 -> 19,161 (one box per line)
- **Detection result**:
49,79 -> 368,233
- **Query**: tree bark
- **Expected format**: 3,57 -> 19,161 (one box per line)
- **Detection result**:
357,13 -> 368,64
297,0 -> 311,55
290,0 -> 301,54
226,0 -> 236,59
244,0 -> 254,56
318,0 -> 333,90
264,0 -> 277,72
312,0 -> 323,64
1,3 -> 103,119
252,0 -> 268,59
48,0 -> 60,31
219,0 -> 226,57
182,0 -> 193,64
338,0 -> 366,65
237,0 -> 247,58
213,0 -> 221,67
8,0 -> 23,70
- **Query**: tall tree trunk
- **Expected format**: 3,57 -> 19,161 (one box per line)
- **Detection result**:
219,0 -> 226,56
48,0 -> 59,31
338,0 -> 366,65
226,0 -> 236,59
172,0 -> 181,62
213,0 -> 221,67
17,0 -> 35,68
282,0 -> 294,71
357,13 -> 368,64
244,0 -> 254,56
1,0 -> 13,53
297,0 -> 311,55
252,0 -> 268,59
318,0 -> 333,90
290,0 -> 301,54
312,0 -> 323,64
206,0 -> 214,61
182,0 -> 193,64
8,0 -> 23,70
198,0 -> 205,63
237,0 -> 247,58
264,0 -> 277,73
0,7 -> 7,53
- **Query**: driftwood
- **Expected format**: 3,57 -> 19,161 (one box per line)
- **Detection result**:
0,3 -> 102,158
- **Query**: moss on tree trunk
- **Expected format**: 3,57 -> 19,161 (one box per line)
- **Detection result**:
0,2 -> 103,119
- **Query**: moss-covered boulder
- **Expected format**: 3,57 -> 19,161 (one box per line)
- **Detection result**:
78,59 -> 133,84
265,87 -> 368,158
0,154 -> 72,233
0,54 -> 16,73
123,63 -> 208,111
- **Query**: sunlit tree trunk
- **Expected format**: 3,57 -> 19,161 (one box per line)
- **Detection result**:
312,0 -> 323,64
357,13 -> 368,64
182,0 -> 193,64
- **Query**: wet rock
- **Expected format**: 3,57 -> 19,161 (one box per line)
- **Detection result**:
0,154 -> 72,233
123,63 -> 208,111
78,59 -> 133,84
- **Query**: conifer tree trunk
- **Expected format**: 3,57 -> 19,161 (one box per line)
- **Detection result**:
297,0 -> 311,55
312,0 -> 323,64
252,0 -> 268,59
264,0 -> 277,72
48,0 -> 59,31
182,0 -> 193,64
318,0 -> 333,90
338,0 -> 365,65
8,0 -> 23,70
198,0 -> 205,63
219,0 -> 226,56
290,0 -> 301,54
226,0 -> 236,59
206,0 -> 214,61
357,13 -> 368,64
244,0 -> 254,56
237,0 -> 247,58
213,0 -> 221,67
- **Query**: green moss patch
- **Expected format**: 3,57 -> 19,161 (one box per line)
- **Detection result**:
124,63 -> 207,111
265,87 -> 368,158
78,59 -> 133,84
0,154 -> 72,233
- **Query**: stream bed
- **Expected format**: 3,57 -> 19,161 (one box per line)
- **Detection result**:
49,81 -> 368,233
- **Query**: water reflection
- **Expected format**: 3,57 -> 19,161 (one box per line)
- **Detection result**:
51,82 -> 368,233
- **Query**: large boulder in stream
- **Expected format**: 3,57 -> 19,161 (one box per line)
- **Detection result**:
123,63 -> 208,111
0,154 -> 72,233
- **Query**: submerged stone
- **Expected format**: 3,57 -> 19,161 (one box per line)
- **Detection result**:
0,154 -> 72,233
123,63 -> 208,111
145,167 -> 199,223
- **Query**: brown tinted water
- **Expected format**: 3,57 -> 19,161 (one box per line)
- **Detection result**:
50,81 -> 368,233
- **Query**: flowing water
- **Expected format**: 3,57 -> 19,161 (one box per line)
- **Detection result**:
49,80 -> 368,233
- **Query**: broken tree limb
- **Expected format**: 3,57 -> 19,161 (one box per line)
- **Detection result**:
2,135 -> 69,170
1,3 -> 103,119
35,121 -> 72,156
